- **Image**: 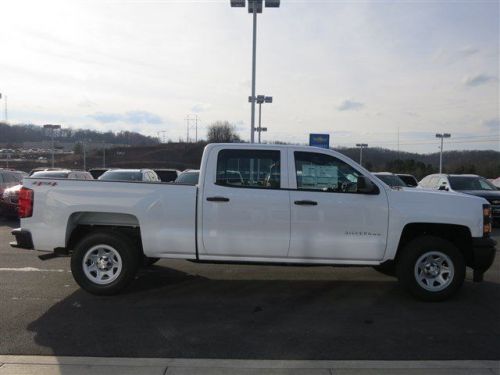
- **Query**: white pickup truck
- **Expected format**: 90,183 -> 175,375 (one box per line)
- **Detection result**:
11,144 -> 496,301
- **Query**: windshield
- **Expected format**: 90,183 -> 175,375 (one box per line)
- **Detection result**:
398,175 -> 418,187
375,174 -> 407,187
31,171 -> 69,178
448,176 -> 497,191
99,171 -> 143,181
175,172 -> 199,184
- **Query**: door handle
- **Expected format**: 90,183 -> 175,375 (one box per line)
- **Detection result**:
294,200 -> 318,206
206,196 -> 230,202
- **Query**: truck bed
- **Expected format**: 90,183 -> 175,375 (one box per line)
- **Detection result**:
21,179 -> 198,258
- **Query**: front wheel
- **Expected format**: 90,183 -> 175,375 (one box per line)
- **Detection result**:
71,231 -> 140,295
396,235 -> 465,302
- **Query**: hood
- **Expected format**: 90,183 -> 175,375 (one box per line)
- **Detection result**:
459,190 -> 500,204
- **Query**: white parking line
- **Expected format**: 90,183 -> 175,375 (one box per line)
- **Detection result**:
0,267 -> 65,272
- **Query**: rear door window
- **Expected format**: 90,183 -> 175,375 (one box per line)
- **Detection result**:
216,149 -> 281,189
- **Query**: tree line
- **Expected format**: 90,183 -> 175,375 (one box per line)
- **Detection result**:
0,123 -> 159,146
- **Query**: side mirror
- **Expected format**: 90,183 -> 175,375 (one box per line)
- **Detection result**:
357,176 -> 379,194
438,185 -> 448,191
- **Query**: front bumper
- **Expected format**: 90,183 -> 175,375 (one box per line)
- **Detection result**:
10,228 -> 34,250
470,236 -> 497,281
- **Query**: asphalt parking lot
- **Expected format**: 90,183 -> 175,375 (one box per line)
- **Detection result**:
0,217 -> 499,360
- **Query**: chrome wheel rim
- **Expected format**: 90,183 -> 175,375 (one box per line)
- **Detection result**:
414,251 -> 454,292
83,245 -> 122,285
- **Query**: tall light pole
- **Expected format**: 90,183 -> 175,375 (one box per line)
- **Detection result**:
43,124 -> 61,168
230,0 -> 280,143
436,133 -> 451,174
356,143 -> 368,167
251,95 -> 272,143
0,93 -> 6,123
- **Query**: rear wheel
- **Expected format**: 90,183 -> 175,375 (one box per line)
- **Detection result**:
71,231 -> 140,295
396,235 -> 465,302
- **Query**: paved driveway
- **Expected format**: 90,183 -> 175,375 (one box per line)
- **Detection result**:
0,217 -> 499,360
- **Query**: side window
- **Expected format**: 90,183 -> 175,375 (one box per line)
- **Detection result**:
294,151 -> 362,193
216,149 -> 281,189
4,173 -> 19,183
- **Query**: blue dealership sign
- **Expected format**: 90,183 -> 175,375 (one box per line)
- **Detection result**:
309,134 -> 330,149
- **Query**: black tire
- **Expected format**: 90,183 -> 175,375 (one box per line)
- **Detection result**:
396,235 -> 465,302
71,231 -> 140,295
142,256 -> 160,267
373,261 -> 396,277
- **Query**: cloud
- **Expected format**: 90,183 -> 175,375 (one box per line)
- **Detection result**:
191,103 -> 211,113
338,100 -> 364,111
463,74 -> 498,87
433,46 -> 480,64
89,111 -> 163,125
457,46 -> 479,58
483,118 -> 499,131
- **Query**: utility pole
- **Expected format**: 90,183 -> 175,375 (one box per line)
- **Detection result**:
4,95 -> 7,123
356,143 -> 368,167
194,115 -> 198,142
43,124 -> 61,168
185,115 -> 191,143
436,133 -> 451,173
83,141 -> 86,170
102,141 -> 106,168
230,0 -> 281,143
253,95 -> 272,143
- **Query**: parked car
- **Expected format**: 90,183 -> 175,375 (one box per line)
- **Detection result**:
397,174 -> 419,187
1,170 -> 92,217
420,174 -> 500,226
1,184 -> 22,217
88,168 -> 110,179
12,144 -> 497,301
490,177 -> 500,189
31,170 -> 94,180
154,169 -> 180,182
0,170 -> 25,193
0,170 -> 26,216
373,172 -> 407,188
98,169 -> 160,182
175,170 -> 200,185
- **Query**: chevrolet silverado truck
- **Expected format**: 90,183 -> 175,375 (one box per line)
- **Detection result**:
11,144 -> 497,301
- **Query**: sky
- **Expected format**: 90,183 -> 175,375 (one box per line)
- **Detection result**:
0,0 -> 498,153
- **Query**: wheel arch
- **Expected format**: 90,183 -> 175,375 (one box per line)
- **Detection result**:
65,212 -> 142,254
395,223 -> 473,265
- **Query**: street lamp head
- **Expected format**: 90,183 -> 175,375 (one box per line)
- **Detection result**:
356,143 -> 368,147
231,0 -> 279,13
264,96 -> 273,103
248,0 -> 263,13
230,0 -> 245,7
443,133 -> 451,138
265,0 -> 280,7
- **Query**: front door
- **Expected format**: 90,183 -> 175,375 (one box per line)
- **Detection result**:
201,148 -> 290,259
288,150 -> 389,261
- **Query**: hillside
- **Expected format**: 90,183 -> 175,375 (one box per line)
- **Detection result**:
0,122 -> 158,146
53,142 -> 500,179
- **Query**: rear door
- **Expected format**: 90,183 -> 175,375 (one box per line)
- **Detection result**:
288,150 -> 389,261
201,147 -> 290,259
